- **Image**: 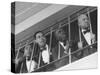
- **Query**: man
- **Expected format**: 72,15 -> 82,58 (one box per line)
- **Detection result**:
15,44 -> 37,73
34,31 -> 52,68
51,27 -> 76,68
52,27 -> 77,60
77,14 -> 97,57
52,28 -> 69,60
15,31 -> 53,73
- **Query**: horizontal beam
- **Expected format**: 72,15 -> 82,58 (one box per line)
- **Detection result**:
15,4 -> 67,35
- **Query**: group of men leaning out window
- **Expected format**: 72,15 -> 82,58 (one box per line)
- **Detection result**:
13,14 -> 97,73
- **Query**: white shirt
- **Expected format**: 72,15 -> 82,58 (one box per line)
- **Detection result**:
82,29 -> 92,45
59,42 -> 68,54
59,42 -> 67,50
41,44 -> 50,64
26,58 -> 37,72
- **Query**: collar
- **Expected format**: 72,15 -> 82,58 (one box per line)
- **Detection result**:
59,41 -> 63,45
40,44 -> 49,51
59,41 -> 66,47
82,28 -> 86,32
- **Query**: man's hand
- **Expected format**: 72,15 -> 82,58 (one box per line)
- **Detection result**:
78,41 -> 83,49
14,58 -> 20,65
91,33 -> 96,44
14,57 -> 24,65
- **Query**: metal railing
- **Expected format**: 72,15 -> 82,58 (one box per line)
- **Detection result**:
13,6 -> 97,73
33,42 -> 97,72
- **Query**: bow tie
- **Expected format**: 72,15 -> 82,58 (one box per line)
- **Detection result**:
83,28 -> 90,34
26,57 -> 34,61
40,47 -> 47,51
62,42 -> 66,46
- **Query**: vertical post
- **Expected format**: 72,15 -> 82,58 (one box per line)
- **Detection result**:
15,43 -> 21,60
20,40 -> 29,73
48,27 -> 53,63
77,13 -> 82,43
58,24 -> 61,59
15,42 -> 22,73
37,51 -> 41,68
79,27 -> 82,42
68,17 -> 71,63
58,43 -> 60,59
20,63 -> 23,73
87,8 -> 93,44
87,8 -> 93,33
29,41 -> 35,73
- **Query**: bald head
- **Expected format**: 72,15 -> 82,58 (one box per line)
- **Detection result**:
78,14 -> 90,29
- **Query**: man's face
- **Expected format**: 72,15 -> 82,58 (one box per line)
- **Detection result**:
35,32 -> 46,47
78,14 -> 90,29
24,45 -> 31,57
55,29 -> 67,42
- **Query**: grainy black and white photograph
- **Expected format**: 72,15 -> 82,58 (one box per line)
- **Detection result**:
11,1 -> 97,73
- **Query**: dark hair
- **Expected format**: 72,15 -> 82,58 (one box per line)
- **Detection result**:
34,31 -> 44,39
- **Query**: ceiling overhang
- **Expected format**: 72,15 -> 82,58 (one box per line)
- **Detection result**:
15,4 -> 67,35
13,3 -> 85,44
